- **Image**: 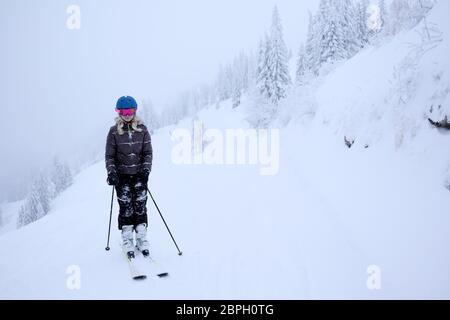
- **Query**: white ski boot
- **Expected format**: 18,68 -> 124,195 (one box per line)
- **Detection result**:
135,223 -> 150,257
121,225 -> 135,259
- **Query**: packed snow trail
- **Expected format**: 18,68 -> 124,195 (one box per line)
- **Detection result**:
0,109 -> 366,299
2,104 -> 449,299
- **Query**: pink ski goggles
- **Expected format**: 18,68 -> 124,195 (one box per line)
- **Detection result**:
116,108 -> 136,117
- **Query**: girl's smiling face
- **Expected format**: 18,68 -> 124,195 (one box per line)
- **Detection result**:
120,114 -> 135,122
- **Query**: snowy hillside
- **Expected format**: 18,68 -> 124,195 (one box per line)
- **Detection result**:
1,1 -> 450,299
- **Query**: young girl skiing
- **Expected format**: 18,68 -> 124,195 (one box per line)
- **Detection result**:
105,96 -> 153,259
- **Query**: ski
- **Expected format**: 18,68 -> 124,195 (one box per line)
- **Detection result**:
123,249 -> 147,280
146,255 -> 169,278
136,248 -> 169,278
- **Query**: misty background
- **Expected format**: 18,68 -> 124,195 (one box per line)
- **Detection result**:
0,0 -> 320,202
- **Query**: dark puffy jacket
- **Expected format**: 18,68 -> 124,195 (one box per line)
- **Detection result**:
105,116 -> 153,176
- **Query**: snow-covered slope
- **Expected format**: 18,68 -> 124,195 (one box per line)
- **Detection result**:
1,2 -> 450,299
0,200 -> 24,236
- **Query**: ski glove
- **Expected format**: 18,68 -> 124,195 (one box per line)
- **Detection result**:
107,172 -> 119,186
139,169 -> 150,185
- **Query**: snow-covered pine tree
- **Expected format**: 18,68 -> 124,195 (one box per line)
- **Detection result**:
251,6 -> 291,128
51,158 -> 73,196
337,0 -> 359,58
356,0 -> 370,48
305,11 -> 320,76
318,0 -> 347,65
230,51 -> 251,108
35,174 -> 51,218
17,205 -> 31,228
316,0 -> 329,66
256,34 -> 271,101
296,43 -> 306,85
232,82 -> 241,108
266,5 -> 291,105
231,59 -> 242,109
321,19 -> 341,64
17,174 -> 51,227
379,0 -> 388,35
17,196 -> 40,227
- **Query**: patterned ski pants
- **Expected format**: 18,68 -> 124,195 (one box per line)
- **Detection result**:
115,174 -> 148,230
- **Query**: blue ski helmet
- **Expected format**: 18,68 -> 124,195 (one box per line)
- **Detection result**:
116,96 -> 138,110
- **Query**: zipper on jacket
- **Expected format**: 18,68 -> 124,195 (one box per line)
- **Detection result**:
127,124 -> 132,140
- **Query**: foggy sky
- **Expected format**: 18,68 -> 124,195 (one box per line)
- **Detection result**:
0,0 -> 320,201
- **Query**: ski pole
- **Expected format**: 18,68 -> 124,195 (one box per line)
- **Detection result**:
147,187 -> 183,256
105,186 -> 114,251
